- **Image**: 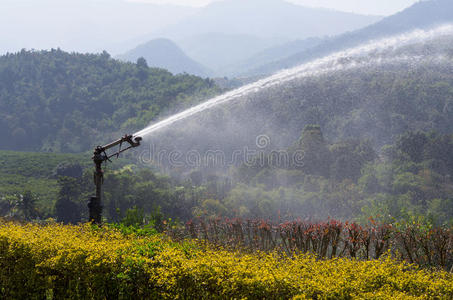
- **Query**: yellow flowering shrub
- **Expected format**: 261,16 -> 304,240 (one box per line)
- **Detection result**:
0,221 -> 451,299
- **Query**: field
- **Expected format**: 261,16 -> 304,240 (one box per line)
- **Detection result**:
0,151 -> 89,211
0,150 -> 139,215
0,220 -> 452,299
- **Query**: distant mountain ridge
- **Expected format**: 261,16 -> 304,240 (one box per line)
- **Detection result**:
117,39 -> 211,77
133,0 -> 382,74
223,37 -> 324,77
155,0 -> 382,40
177,33 -> 286,72
244,0 -> 453,76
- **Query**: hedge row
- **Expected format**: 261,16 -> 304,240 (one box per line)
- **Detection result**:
181,218 -> 453,269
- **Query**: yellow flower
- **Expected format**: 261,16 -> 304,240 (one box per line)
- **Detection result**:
0,220 -> 451,299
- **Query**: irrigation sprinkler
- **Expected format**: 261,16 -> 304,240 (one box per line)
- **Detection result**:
88,134 -> 142,224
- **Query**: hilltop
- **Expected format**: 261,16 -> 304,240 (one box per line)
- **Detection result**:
117,39 -> 211,77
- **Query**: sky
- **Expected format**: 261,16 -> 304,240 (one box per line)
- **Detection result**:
127,0 -> 420,15
0,0 -> 421,55
0,0 -> 196,54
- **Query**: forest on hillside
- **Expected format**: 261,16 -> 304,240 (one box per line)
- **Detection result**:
0,49 -> 218,152
0,34 -> 453,228
2,128 -> 452,228
1,43 -> 453,226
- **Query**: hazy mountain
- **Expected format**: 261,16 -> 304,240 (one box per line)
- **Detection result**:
117,39 -> 211,77
155,0 -> 382,40
223,37 -> 324,77
136,0 -> 381,73
246,0 -> 453,76
0,0 -> 198,55
177,33 -> 286,72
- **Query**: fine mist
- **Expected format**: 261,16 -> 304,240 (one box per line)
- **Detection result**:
127,24 -> 453,221
135,24 -> 453,138
134,24 -> 453,157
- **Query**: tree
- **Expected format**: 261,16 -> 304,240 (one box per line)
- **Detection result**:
55,177 -> 81,224
137,57 -> 148,80
294,125 -> 331,177
330,140 -> 376,182
396,131 -> 429,163
53,163 -> 83,178
18,191 -> 38,220
136,57 -> 148,68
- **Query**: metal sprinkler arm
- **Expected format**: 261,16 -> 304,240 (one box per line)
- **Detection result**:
100,134 -> 142,152
94,134 -> 142,161
89,134 -> 142,224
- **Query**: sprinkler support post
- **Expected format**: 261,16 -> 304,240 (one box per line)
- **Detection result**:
89,134 -> 142,224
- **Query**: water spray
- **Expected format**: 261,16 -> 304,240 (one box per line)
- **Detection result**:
89,134 -> 142,224
134,24 -> 453,138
